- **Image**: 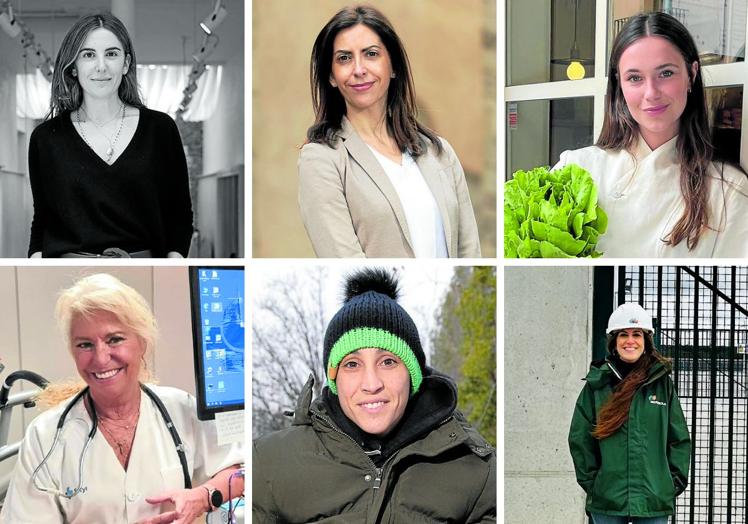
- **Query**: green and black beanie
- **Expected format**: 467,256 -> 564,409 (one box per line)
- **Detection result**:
323,268 -> 425,395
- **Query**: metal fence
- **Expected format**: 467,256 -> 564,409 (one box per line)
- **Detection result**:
618,266 -> 748,524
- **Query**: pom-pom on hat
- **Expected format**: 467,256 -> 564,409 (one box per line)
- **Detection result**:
323,268 -> 425,395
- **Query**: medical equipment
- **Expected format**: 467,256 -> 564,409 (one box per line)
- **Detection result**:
0,370 -> 49,461
0,369 -> 49,504
206,468 -> 244,524
30,383 -> 191,499
189,266 -> 245,421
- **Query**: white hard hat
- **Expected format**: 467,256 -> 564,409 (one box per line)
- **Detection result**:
606,303 -> 654,334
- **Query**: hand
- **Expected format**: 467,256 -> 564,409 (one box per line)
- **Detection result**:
30,252 -> 42,258
137,488 -> 208,524
166,251 -> 184,258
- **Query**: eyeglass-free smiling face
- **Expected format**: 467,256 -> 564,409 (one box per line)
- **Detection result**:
73,27 -> 130,102
618,35 -> 698,150
330,23 -> 393,117
70,310 -> 144,406
336,347 -> 410,436
616,328 -> 646,363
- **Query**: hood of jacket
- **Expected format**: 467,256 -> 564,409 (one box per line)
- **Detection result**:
254,370 -> 496,523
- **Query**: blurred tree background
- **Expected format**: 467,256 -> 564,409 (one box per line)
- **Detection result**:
431,266 -> 497,445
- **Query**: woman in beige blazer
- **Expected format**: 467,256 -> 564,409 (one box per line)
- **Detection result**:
298,5 -> 481,258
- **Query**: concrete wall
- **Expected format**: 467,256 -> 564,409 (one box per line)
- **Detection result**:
504,266 -> 593,524
0,266 -> 195,480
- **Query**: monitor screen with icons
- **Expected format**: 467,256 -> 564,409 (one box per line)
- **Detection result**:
189,266 -> 245,420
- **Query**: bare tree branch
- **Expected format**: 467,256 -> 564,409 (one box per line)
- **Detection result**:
252,267 -> 328,438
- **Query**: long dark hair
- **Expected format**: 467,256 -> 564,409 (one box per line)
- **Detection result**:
306,5 -> 442,157
48,13 -> 144,119
592,330 -> 670,439
597,12 -> 712,250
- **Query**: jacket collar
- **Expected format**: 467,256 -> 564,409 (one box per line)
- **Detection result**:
584,356 -> 671,389
291,374 -> 316,426
290,370 -> 491,459
339,116 -> 454,256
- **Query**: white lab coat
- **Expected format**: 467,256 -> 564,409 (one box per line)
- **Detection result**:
1,385 -> 243,524
554,135 -> 748,257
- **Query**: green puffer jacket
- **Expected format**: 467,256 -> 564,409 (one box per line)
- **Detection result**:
568,358 -> 691,517
253,376 -> 496,523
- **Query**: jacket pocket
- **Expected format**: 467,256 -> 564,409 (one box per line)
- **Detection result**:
589,467 -> 627,513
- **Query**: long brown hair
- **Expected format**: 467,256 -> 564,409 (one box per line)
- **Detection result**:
306,5 -> 442,157
596,12 -> 711,250
592,331 -> 670,439
48,13 -> 144,119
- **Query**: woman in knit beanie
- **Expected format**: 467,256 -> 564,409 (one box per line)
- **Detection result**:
253,268 -> 496,522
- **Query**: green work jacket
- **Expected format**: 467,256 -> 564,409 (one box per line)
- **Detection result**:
253,377 -> 496,523
568,359 -> 691,517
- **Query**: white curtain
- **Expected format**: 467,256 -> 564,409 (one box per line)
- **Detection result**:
16,69 -> 50,120
15,64 -> 222,122
137,64 -> 223,121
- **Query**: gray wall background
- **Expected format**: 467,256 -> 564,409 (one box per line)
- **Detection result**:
505,266 -> 593,523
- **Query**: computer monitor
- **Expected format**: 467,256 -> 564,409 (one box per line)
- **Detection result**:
189,266 -> 245,421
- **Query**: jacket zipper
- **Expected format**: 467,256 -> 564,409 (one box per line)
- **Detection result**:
602,359 -> 669,518
373,468 -> 382,490
312,411 -> 401,522
312,411 -> 378,471
606,360 -> 623,380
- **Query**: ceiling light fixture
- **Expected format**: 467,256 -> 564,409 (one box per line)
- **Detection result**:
199,0 -> 226,35
550,0 -> 593,80
0,4 -> 21,38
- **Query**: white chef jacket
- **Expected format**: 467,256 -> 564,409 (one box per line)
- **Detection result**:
554,135 -> 748,257
1,385 -> 243,524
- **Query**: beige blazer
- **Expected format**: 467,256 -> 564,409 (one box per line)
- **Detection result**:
298,118 -> 481,258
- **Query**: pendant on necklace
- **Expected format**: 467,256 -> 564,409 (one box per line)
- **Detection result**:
106,147 -> 114,161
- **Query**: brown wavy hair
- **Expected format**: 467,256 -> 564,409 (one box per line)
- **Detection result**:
306,5 -> 442,157
596,12 -> 711,250
592,330 -> 670,439
48,13 -> 144,119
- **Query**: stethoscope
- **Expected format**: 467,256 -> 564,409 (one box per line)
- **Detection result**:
31,384 -> 192,499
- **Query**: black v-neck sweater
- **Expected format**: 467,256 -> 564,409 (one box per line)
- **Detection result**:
28,107 -> 194,257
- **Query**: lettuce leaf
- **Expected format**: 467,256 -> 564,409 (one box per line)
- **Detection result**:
504,163 -> 607,258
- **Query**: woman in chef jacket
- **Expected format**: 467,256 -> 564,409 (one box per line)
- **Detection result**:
554,12 -> 748,258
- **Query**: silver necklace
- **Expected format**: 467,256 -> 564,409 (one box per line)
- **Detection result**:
76,103 -> 126,164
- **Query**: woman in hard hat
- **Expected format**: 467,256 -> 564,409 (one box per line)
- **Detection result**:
553,12 -> 748,257
568,303 -> 691,523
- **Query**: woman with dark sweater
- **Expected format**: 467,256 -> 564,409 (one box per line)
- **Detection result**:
28,13 -> 193,258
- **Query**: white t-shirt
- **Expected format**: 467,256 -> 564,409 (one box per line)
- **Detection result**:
554,135 -> 748,257
367,146 -> 448,258
1,385 -> 243,524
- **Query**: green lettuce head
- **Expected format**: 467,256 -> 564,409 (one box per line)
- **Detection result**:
504,163 -> 608,258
